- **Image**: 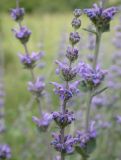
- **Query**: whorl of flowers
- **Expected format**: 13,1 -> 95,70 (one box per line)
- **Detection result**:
51,133 -> 75,154
32,113 -> 52,132
84,3 -> 117,32
74,121 -> 97,158
78,62 -> 107,90
51,8 -> 82,157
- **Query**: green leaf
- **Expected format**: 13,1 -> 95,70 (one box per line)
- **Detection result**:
86,138 -> 96,155
75,146 -> 88,158
82,28 -> 97,35
100,23 -> 110,33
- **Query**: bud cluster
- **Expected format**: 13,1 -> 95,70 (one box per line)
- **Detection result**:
84,4 -> 117,32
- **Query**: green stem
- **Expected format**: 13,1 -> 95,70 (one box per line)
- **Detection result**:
60,100 -> 66,160
93,30 -> 102,69
85,29 -> 102,132
85,91 -> 93,132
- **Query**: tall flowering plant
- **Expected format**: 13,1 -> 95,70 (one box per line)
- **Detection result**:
50,9 -> 82,160
74,1 -> 117,160
10,0 -> 52,132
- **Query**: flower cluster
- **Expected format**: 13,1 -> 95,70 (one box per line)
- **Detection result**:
74,122 -> 97,157
66,46 -> 78,63
13,26 -> 31,44
51,133 -> 75,154
32,112 -> 52,132
11,8 -> 25,21
84,3 -> 117,32
28,77 -> 45,97
52,110 -> 75,128
51,8 -> 82,158
18,51 -> 44,69
51,81 -> 80,101
0,144 -> 11,160
78,62 -> 107,90
10,1 -> 50,136
55,60 -> 78,82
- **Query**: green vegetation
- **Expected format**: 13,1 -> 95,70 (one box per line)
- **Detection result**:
0,0 -> 120,13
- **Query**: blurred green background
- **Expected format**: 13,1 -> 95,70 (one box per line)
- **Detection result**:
0,0 -> 120,13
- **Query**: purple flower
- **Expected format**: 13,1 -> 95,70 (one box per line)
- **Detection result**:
74,121 -> 97,148
51,133 -> 75,154
71,18 -> 81,29
10,8 -> 25,21
55,60 -> 78,81
50,81 -> 80,101
115,115 -> 121,124
73,9 -> 82,18
28,77 -> 45,97
78,62 -> 107,90
0,144 -> 11,159
32,112 -> 52,132
69,32 -> 80,45
18,52 -> 44,69
84,4 -> 117,32
66,46 -> 78,62
52,110 -> 75,128
13,26 -> 31,44
51,82 -> 72,101
69,80 -> 80,94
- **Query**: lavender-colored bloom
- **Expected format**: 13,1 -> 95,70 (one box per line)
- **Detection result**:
51,82 -> 72,101
28,77 -> 45,97
56,60 -> 78,81
10,8 -> 25,21
51,133 -> 75,154
115,115 -> 121,124
69,80 -> 80,95
66,46 -> 78,62
18,52 -> 44,69
74,121 -> 97,148
73,9 -> 82,18
0,144 -> 11,159
52,110 -> 75,128
78,62 -> 107,90
69,32 -> 80,45
84,4 -> 117,32
13,26 -> 31,44
50,81 -> 80,101
71,18 -> 81,29
32,112 -> 52,132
